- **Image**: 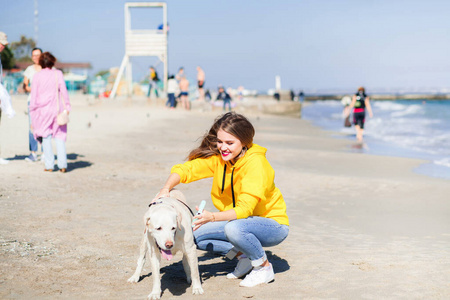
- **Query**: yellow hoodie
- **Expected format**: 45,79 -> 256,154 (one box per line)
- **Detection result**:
171,144 -> 289,226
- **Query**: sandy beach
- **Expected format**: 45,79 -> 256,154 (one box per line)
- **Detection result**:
1,94 -> 449,299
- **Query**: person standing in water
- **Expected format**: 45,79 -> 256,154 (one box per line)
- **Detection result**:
347,86 -> 373,142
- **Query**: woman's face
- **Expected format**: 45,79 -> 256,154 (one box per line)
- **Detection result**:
217,129 -> 243,163
31,49 -> 41,65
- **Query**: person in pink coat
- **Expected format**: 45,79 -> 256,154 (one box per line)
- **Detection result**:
29,52 -> 71,172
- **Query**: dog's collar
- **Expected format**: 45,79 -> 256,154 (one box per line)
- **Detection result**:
148,200 -> 163,207
148,199 -> 194,216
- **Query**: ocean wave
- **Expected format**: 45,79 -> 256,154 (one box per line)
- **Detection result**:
367,117 -> 440,136
368,129 -> 450,154
315,100 -> 342,107
434,158 -> 450,168
390,105 -> 423,117
302,99 -> 450,179
331,113 -> 343,119
374,101 -> 407,111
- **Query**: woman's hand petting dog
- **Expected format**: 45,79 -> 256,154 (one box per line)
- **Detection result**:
152,188 -> 171,202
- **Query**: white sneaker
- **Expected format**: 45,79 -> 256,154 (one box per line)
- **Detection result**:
239,263 -> 274,287
0,158 -> 9,165
25,153 -> 38,162
227,257 -> 252,279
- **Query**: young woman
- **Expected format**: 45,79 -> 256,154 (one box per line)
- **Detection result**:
348,86 -> 373,142
154,112 -> 289,287
29,52 -> 71,172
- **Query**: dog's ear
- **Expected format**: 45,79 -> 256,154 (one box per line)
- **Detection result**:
177,212 -> 182,230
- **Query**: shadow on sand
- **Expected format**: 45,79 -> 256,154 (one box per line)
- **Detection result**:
66,153 -> 93,172
5,153 -> 93,172
135,250 -> 290,297
135,262 -> 191,297
198,250 -> 290,280
6,155 -> 29,161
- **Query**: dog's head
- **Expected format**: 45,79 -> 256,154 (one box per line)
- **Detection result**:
144,202 -> 182,260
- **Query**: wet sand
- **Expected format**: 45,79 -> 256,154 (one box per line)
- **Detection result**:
1,95 -> 449,299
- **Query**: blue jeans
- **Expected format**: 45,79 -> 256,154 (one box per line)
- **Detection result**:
194,217 -> 289,266
28,102 -> 38,152
42,135 -> 67,170
147,81 -> 159,98
223,99 -> 231,111
167,93 -> 176,107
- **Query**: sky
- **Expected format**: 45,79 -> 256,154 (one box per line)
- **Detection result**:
2,0 -> 450,93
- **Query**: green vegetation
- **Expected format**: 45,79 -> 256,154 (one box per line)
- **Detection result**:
95,70 -> 110,77
0,46 -> 15,70
10,35 -> 36,63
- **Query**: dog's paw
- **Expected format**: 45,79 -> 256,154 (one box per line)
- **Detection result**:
147,291 -> 161,299
192,285 -> 204,295
127,274 -> 140,283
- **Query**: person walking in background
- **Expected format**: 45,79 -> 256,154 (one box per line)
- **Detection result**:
29,52 -> 71,173
347,86 -> 373,142
153,112 -> 289,287
237,86 -> 244,102
175,66 -> 184,81
23,47 -> 42,162
298,90 -> 305,103
205,89 -> 212,101
290,90 -> 295,101
0,32 -> 16,165
147,66 -> 160,99
179,75 -> 190,110
273,91 -> 280,101
166,75 -> 178,109
196,66 -> 205,101
216,86 -> 232,111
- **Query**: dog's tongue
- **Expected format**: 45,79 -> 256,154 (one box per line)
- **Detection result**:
161,249 -> 173,261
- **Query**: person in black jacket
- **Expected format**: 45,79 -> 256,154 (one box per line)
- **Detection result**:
216,86 -> 232,111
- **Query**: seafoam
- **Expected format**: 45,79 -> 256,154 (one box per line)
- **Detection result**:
302,99 -> 450,180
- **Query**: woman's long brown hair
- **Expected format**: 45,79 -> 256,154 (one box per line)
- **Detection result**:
187,112 -> 255,161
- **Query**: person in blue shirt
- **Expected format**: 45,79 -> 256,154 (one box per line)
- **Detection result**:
216,86 -> 232,111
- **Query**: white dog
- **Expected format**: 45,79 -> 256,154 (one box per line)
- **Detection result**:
128,190 -> 204,299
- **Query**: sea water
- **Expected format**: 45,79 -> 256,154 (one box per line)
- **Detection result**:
302,99 -> 450,180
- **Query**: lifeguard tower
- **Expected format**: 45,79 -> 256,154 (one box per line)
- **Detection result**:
110,2 -> 168,98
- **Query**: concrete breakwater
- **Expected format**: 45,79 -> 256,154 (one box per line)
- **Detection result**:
190,96 -> 302,117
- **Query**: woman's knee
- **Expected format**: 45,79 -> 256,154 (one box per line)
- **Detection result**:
223,220 -> 242,242
194,220 -> 227,242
